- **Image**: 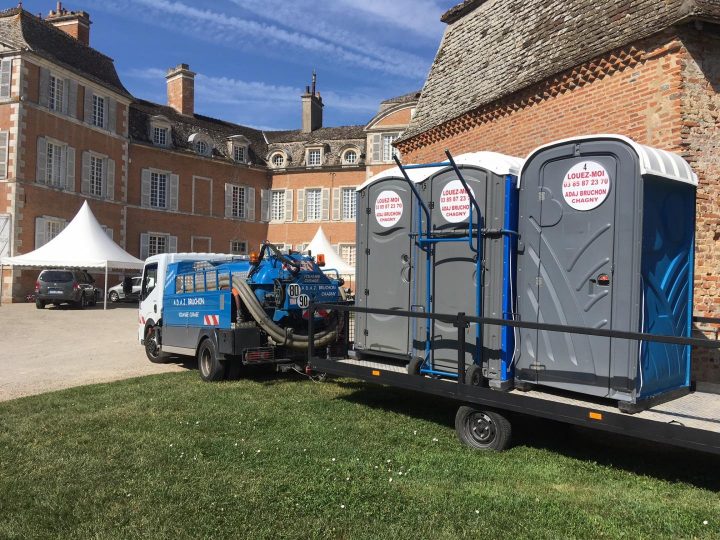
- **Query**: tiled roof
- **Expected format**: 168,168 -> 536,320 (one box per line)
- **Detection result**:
380,90 -> 421,105
129,99 -> 268,164
264,125 -> 366,144
399,0 -> 720,143
0,8 -> 130,97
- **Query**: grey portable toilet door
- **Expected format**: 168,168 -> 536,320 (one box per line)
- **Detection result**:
362,179 -> 414,355
522,151 -> 618,394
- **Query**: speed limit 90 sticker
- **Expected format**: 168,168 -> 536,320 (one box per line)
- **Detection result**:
561,161 -> 611,211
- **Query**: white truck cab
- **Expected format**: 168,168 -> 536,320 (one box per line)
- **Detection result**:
138,253 -> 233,347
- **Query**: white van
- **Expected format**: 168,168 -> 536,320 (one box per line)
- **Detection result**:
138,253 -> 234,359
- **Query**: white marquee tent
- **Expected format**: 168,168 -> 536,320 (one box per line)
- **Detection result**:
1,201 -> 144,309
304,226 -> 354,276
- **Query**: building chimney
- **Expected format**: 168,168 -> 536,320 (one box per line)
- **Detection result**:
301,71 -> 323,133
46,2 -> 91,46
166,64 -> 196,116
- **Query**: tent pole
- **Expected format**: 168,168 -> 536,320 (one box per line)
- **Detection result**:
104,263 -> 108,310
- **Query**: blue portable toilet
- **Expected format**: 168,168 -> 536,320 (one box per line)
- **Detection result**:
514,135 -> 697,410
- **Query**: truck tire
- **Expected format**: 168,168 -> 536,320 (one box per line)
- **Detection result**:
455,405 -> 512,451
197,338 -> 225,382
145,325 -> 169,364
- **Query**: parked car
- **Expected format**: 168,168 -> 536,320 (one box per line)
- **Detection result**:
107,276 -> 142,303
35,269 -> 99,309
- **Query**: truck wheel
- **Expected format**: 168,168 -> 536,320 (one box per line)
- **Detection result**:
145,325 -> 169,364
455,406 -> 512,451
35,299 -> 45,309
198,339 -> 225,382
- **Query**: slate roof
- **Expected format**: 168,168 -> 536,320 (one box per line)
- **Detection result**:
130,99 -> 268,164
380,90 -> 421,105
400,0 -> 720,143
264,125 -> 366,144
0,7 -> 129,97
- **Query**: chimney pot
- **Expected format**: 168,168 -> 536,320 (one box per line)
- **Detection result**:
46,3 -> 91,46
166,64 -> 196,116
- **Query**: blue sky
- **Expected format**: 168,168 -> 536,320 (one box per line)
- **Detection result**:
21,0 -> 458,130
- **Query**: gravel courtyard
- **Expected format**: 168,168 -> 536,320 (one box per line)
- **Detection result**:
0,302 -> 188,402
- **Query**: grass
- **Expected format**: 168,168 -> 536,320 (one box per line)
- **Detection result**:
0,369 -> 718,540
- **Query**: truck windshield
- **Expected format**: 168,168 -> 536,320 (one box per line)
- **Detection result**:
142,263 -> 158,299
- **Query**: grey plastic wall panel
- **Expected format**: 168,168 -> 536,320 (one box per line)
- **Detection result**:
515,140 -> 642,400
355,177 -> 415,356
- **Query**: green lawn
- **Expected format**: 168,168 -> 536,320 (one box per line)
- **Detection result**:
0,370 -> 718,540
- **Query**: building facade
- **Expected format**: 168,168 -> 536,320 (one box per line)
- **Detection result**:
395,0 -> 720,383
0,4 -> 417,301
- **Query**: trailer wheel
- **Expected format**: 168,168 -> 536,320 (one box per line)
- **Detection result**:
145,325 -> 168,364
455,406 -> 512,451
197,339 -> 226,382
464,364 -> 485,386
408,356 -> 424,375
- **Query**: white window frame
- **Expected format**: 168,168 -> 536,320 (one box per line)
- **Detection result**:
89,154 -> 104,197
341,187 -> 356,220
49,75 -> 63,112
196,140 -> 209,156
46,218 -> 65,244
148,234 -> 168,257
306,148 -> 322,167
92,94 -> 105,128
338,243 -> 356,267
152,125 -> 169,147
231,185 -> 246,219
46,140 -> 64,187
270,152 -> 286,168
305,188 -> 322,221
342,148 -> 358,165
270,190 -> 285,222
233,145 -> 246,163
150,171 -> 168,209
382,133 -> 399,162
230,240 -> 248,255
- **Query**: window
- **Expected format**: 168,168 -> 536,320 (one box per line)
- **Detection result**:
150,172 -> 167,208
233,145 -> 245,163
271,190 -> 285,221
152,126 -> 168,146
342,187 -> 356,220
231,185 -> 246,219
271,153 -> 285,168
307,148 -> 322,167
382,134 -> 399,161
49,75 -> 63,112
46,219 -> 65,243
196,140 -> 209,156
230,240 -> 247,255
92,95 -> 105,128
46,141 -> 64,187
339,244 -> 356,267
343,149 -> 357,165
306,188 -> 322,221
148,234 -> 167,257
142,263 -> 158,298
90,155 -> 104,197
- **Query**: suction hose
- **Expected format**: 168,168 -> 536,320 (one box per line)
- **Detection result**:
235,279 -> 338,350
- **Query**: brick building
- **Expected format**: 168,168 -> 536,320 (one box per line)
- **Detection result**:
395,0 -> 720,382
0,4 -> 417,300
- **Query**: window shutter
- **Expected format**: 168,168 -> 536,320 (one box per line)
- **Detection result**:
38,68 -> 49,108
371,134 -> 381,163
224,183 -> 233,218
141,169 -> 151,207
246,187 -> 255,222
140,233 -> 149,259
261,189 -> 270,222
35,217 -> 46,248
321,188 -> 330,221
332,187 -> 341,221
0,59 -> 11,98
59,144 -> 67,189
108,98 -> 117,133
36,137 -> 47,184
106,158 -> 115,200
284,189 -> 293,222
62,79 -> 70,114
296,188 -> 305,222
83,86 -> 93,124
169,173 -> 179,211
66,80 -> 78,118
168,235 -> 178,254
0,132 -> 8,179
65,146 -> 75,192
0,215 -> 10,258
81,151 -> 90,194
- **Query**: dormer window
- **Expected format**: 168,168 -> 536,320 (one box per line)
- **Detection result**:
233,145 -> 245,163
307,148 -> 322,167
150,115 -> 172,148
196,140 -> 209,156
227,135 -> 250,164
270,152 -> 286,168
342,148 -> 358,165
188,133 -> 212,157
153,127 -> 167,146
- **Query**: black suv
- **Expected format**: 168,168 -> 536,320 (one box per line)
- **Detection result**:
35,269 -> 99,309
